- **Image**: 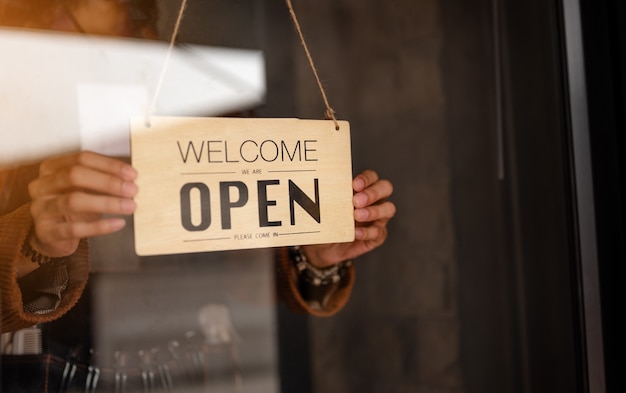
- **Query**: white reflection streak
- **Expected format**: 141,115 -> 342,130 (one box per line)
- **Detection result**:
0,28 -> 265,166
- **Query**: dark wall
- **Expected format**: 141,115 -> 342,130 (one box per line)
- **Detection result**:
259,0 -> 586,392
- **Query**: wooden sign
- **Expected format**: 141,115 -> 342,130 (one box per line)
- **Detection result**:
131,117 -> 354,256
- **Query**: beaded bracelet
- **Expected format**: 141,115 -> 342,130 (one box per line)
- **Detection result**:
289,246 -> 352,286
21,230 -> 66,266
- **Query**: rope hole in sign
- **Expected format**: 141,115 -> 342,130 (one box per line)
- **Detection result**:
146,0 -> 341,131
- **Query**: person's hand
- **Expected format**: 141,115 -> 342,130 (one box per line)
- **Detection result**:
28,151 -> 138,258
302,170 -> 395,268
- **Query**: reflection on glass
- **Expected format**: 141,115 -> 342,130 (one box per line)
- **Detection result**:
1,2 -> 396,393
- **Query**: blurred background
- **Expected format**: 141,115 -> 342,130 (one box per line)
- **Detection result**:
249,1 -> 624,392
2,0 -> 625,392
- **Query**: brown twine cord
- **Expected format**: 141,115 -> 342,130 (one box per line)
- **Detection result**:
146,0 -> 188,127
145,0 -> 339,130
285,0 -> 340,131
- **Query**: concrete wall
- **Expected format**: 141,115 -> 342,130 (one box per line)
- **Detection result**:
265,1 -> 581,393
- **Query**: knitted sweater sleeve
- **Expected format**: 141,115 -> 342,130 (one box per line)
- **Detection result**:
274,247 -> 355,317
1,170 -> 90,333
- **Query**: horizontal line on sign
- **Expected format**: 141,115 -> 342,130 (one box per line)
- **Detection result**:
279,231 -> 321,236
181,172 -> 237,175
183,237 -> 231,242
267,170 -> 317,173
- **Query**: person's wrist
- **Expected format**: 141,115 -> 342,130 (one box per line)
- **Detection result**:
289,246 -> 352,287
22,229 -> 68,266
300,245 -> 337,268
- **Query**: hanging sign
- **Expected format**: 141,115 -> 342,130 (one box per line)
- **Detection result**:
131,116 -> 354,256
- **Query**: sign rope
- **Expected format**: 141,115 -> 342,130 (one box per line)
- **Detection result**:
146,0 -> 339,131
285,0 -> 340,130
146,0 -> 188,127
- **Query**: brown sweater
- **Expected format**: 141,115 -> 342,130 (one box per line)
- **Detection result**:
0,165 -> 90,333
1,164 -> 354,333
